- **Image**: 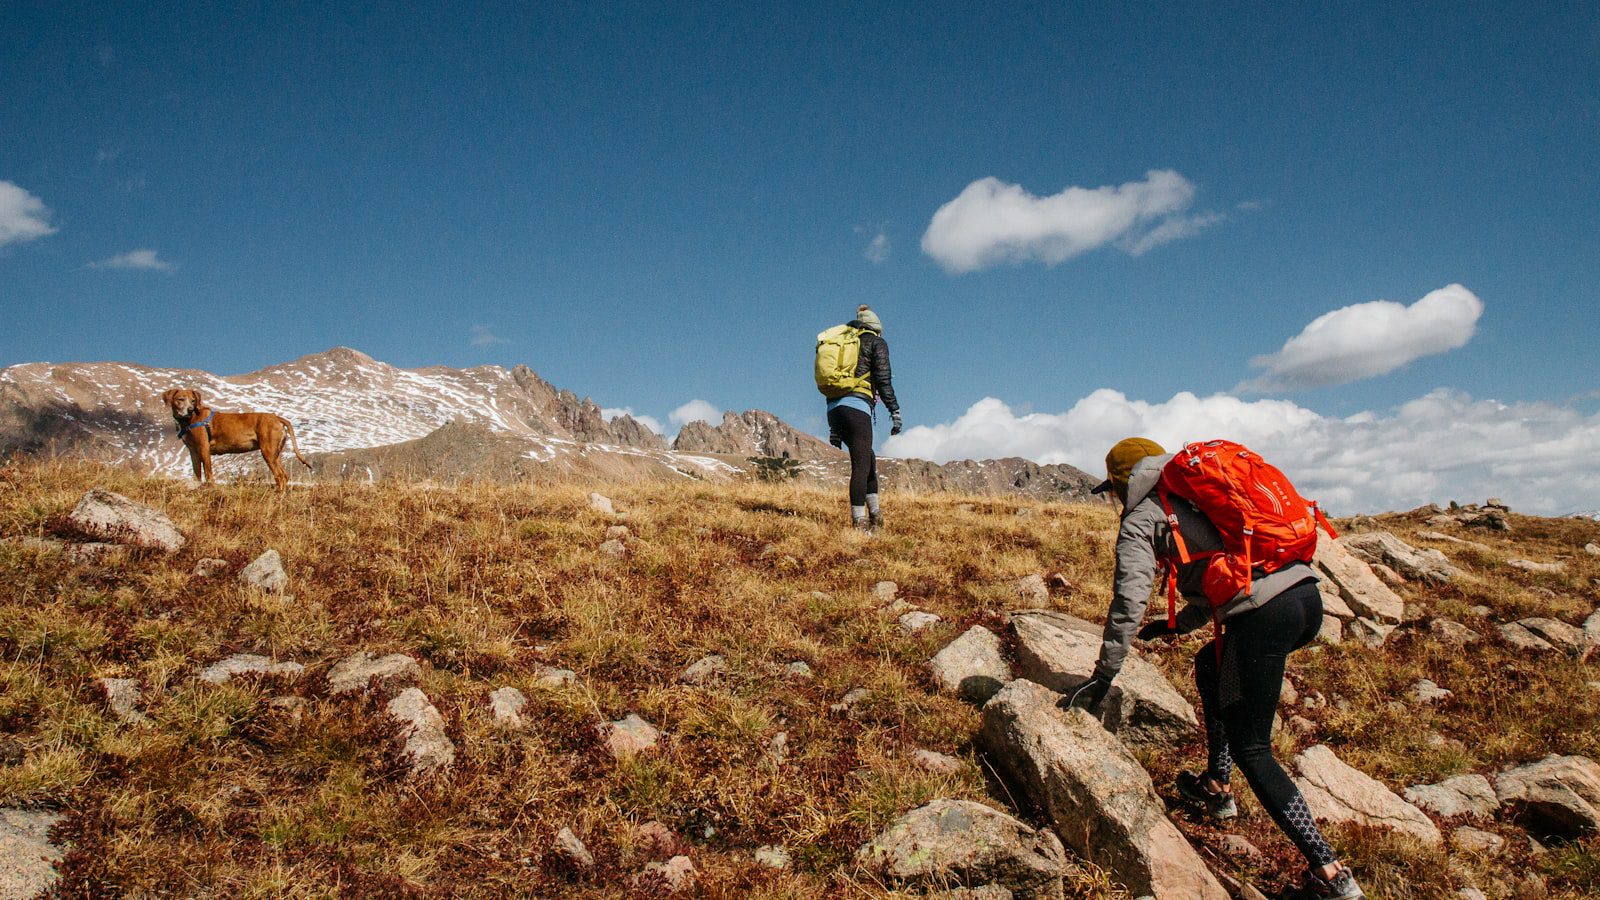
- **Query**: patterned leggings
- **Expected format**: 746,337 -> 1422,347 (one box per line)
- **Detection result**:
1194,580 -> 1337,869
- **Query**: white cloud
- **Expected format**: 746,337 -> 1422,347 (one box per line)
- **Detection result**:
1241,284 -> 1483,392
88,248 -> 174,271
865,231 -> 890,264
469,324 -> 507,347
0,181 -> 57,247
920,170 -> 1220,273
669,399 -> 722,427
883,389 -> 1600,516
601,406 -> 665,435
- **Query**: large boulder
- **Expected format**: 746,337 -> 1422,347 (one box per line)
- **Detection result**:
1342,532 -> 1460,585
64,489 -> 186,552
0,808 -> 64,899
1496,755 -> 1600,837
1404,774 -> 1497,818
979,679 -> 1230,899
1313,539 -> 1404,623
929,626 -> 1010,703
1009,611 -> 1196,753
856,798 -> 1070,899
1292,745 -> 1442,846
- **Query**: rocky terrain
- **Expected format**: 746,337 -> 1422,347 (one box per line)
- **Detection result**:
1,462 -> 1597,897
0,348 -> 1102,502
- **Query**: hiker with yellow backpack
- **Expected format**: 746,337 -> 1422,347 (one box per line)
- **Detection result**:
815,305 -> 901,533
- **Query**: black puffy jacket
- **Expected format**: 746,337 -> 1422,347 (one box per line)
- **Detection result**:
848,321 -> 899,415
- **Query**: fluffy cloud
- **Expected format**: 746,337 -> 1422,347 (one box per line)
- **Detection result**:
0,181 -> 57,247
601,407 -> 664,435
88,249 -> 175,271
1241,284 -> 1483,392
669,399 -> 722,427
883,389 -> 1600,515
921,170 -> 1221,273
469,324 -> 507,347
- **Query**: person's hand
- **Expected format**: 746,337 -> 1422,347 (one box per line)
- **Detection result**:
1138,621 -> 1178,641
1060,676 -> 1112,713
829,430 -> 843,449
890,411 -> 903,436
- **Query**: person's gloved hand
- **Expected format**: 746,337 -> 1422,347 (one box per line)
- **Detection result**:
1137,620 -> 1178,641
1060,675 -> 1112,713
829,429 -> 843,449
890,411 -> 903,436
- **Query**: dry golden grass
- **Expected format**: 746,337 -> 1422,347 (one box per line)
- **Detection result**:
0,459 -> 1596,898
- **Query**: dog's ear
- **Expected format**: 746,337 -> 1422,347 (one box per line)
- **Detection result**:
189,389 -> 203,407
160,389 -> 177,406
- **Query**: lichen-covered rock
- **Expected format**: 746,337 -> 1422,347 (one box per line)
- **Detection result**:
1407,679 -> 1453,705
65,489 -> 185,552
1429,619 -> 1481,647
99,676 -> 149,725
588,492 -> 616,515
898,611 -> 942,633
1293,745 -> 1442,846
1507,559 -> 1566,574
1515,618 -> 1587,655
913,749 -> 964,775
929,626 -> 1009,703
979,680 -> 1230,899
386,687 -> 456,777
1013,574 -> 1048,604
639,855 -> 696,893
192,557 -> 228,577
1348,617 -> 1394,649
1496,755 -> 1600,837
489,686 -> 528,729
1499,622 -> 1557,653
856,798 -> 1070,900
679,654 -> 727,685
872,581 -> 899,602
554,827 -> 594,868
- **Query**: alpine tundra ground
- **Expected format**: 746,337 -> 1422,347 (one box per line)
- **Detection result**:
1,460 -> 1597,897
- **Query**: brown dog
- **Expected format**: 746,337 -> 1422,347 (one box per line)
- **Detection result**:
161,388 -> 311,492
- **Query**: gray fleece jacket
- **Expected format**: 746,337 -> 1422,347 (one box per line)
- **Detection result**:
1093,454 -> 1318,682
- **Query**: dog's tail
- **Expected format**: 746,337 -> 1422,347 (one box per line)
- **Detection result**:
280,418 -> 313,469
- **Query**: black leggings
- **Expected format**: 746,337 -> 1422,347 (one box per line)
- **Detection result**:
827,405 -> 877,506
1194,580 -> 1337,869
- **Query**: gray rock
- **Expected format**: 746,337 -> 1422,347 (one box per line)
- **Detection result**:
1496,754 -> 1600,837
1293,744 -> 1443,846
1343,531 -> 1460,584
1429,619 -> 1481,647
1507,559 -> 1566,574
929,626 -> 1010,703
1517,618 -> 1587,655
679,654 -> 727,685
192,557 -> 228,577
1347,617 -> 1394,649
640,855 -> 696,893
1317,615 -> 1343,644
65,489 -> 185,552
1585,542 -> 1600,556
327,651 -> 421,695
588,492 -> 616,515
1404,774 -> 1495,818
554,827 -> 594,868
872,581 -> 899,602
1450,826 -> 1505,855
533,665 -> 576,688
1315,577 -> 1357,620
1013,574 -> 1049,604
0,808 -> 65,900
386,687 -> 456,777
489,686 -> 528,729
830,687 -> 869,715
753,845 -> 791,870
604,524 -> 630,540
979,680 -> 1230,899
1313,539 -> 1404,622
239,549 -> 289,593
898,611 -> 942,634
1407,679 -> 1453,705
1457,890 -> 1488,900
199,653 -> 304,684
99,676 -> 149,724
782,661 -> 814,680
600,714 -> 660,758
598,538 -> 627,558
1009,611 -> 1198,753
856,797 -> 1069,900
913,749 -> 965,775
1499,622 -> 1557,653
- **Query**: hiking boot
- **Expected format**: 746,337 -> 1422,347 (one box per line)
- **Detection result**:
868,510 -> 884,529
1176,770 -> 1238,820
1288,865 -> 1365,900
852,517 -> 875,536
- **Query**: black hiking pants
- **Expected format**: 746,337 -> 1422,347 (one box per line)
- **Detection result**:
1194,579 -> 1338,869
827,405 -> 877,507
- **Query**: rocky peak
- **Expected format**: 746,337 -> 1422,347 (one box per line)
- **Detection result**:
672,410 -> 837,460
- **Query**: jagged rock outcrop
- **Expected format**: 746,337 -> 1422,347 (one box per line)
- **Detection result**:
1313,538 -> 1404,623
979,680 -> 1230,899
672,410 -> 837,460
1343,532 -> 1461,584
856,798 -> 1071,899
1008,611 -> 1197,752
1292,745 -> 1443,846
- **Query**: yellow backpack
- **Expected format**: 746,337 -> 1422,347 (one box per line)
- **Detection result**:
815,325 -> 874,399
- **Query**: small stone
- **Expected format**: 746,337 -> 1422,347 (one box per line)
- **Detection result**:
99,677 -> 149,724
898,611 -> 942,633
1585,542 -> 1599,556
1507,559 -> 1566,574
1013,573 -> 1048,604
600,714 -> 660,758
1451,826 -> 1505,855
192,557 -> 228,577
872,581 -> 898,602
599,539 -> 627,558
782,661 -> 814,680
239,549 -> 289,593
928,625 -> 1009,703
327,652 -> 421,695
1468,605 -> 1492,617
1302,691 -> 1327,711
533,665 -> 576,688
489,686 -> 528,729
753,845 -> 791,870
1429,619 -> 1481,646
0,808 -> 65,898
1289,715 -> 1317,736
679,654 -> 727,685
386,687 -> 456,777
199,653 -> 304,684
912,749 -> 964,775
1457,890 -> 1488,900
1219,834 -> 1264,862
588,492 -> 616,515
640,855 -> 697,893
1584,610 -> 1600,654
768,731 -> 789,763
830,687 -> 868,715
1514,872 -> 1548,900
1280,679 -> 1299,707
1407,679 -> 1453,705
605,524 -> 630,540
554,827 -> 594,868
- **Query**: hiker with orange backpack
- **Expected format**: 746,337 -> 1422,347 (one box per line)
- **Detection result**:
815,305 -> 901,533
1066,437 -> 1365,900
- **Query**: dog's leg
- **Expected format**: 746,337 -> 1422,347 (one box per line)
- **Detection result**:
189,444 -> 203,483
263,443 -> 288,493
200,438 -> 213,485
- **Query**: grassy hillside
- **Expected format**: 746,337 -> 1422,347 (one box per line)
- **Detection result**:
1,461 -> 1597,897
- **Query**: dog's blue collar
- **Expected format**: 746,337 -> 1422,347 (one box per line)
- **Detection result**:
178,410 -> 214,439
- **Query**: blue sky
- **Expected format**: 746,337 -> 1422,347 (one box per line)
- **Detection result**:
3,2 -> 1599,511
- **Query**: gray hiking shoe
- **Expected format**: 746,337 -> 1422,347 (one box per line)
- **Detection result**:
1289,865 -> 1365,900
852,517 -> 874,536
869,510 -> 884,529
1176,770 -> 1238,820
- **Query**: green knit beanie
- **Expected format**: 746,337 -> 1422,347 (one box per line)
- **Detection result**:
854,304 -> 883,333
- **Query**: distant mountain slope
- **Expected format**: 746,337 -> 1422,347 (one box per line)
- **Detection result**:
672,410 -> 839,460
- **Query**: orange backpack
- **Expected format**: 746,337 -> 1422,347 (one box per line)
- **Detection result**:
1155,440 -> 1337,625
